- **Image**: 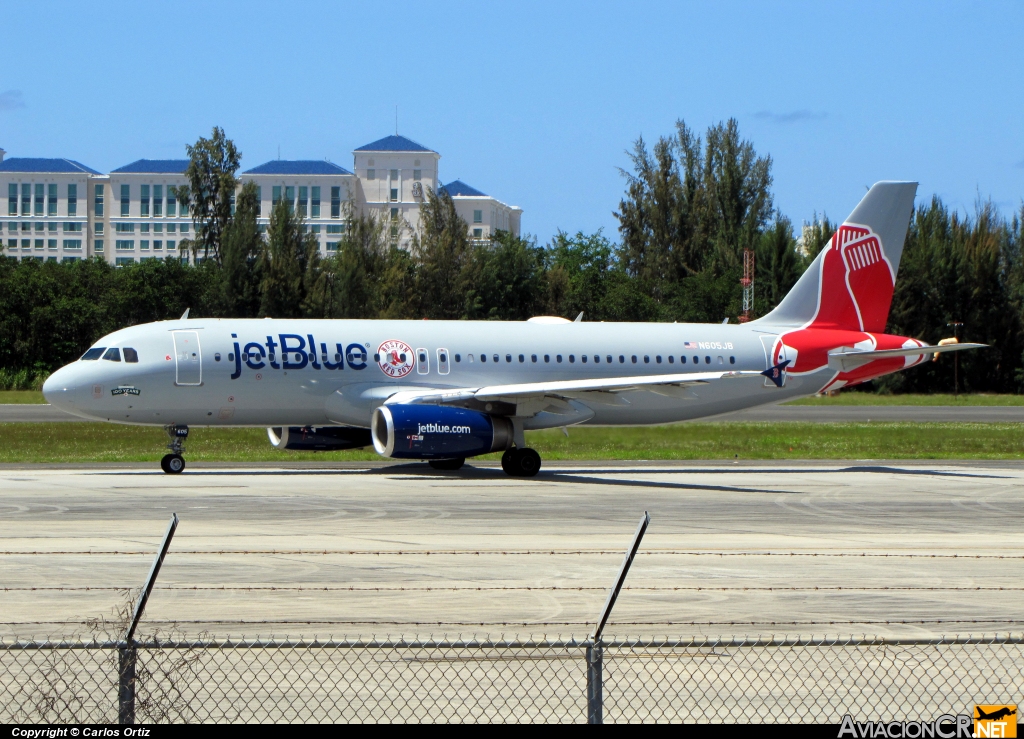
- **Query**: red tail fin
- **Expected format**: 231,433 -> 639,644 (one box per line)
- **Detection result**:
812,225 -> 894,332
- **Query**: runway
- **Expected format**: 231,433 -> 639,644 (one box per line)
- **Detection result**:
4,403 -> 1024,423
2,460 -> 1022,641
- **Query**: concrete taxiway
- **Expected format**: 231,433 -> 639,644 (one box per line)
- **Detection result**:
1,461 -> 1022,641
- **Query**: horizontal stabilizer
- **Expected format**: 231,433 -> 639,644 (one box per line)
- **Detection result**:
827,343 -> 986,372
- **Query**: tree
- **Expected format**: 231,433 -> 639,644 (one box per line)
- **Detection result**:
258,197 -> 319,318
218,181 -> 264,317
177,126 -> 241,265
413,187 -> 472,319
755,213 -> 801,314
465,231 -> 546,320
799,212 -> 835,267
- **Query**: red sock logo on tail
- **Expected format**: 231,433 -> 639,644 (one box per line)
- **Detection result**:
811,224 -> 895,332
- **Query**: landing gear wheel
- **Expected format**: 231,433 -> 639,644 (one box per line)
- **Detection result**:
503,448 -> 541,477
429,458 -> 465,471
161,453 -> 185,474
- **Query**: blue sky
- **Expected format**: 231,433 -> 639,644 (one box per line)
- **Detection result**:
1,1 -> 1021,244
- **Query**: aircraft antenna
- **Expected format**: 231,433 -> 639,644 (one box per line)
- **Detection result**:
739,248 -> 755,323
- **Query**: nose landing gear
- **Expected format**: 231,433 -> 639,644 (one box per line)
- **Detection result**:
501,447 -> 542,477
161,425 -> 188,474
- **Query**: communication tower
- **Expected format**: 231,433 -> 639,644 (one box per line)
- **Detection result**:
739,248 -> 755,323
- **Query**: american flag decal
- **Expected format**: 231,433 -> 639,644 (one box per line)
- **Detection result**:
684,341 -> 696,348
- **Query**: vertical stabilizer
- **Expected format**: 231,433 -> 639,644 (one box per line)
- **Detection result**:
755,181 -> 918,331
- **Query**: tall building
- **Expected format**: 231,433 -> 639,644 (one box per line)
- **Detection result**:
0,135 -> 521,264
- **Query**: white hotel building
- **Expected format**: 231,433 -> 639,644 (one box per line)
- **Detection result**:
0,135 -> 522,265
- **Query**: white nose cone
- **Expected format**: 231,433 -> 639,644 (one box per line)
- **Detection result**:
42,367 -> 75,409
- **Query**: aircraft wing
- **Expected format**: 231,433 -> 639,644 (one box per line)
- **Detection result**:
827,343 -> 986,372
383,367 -> 777,410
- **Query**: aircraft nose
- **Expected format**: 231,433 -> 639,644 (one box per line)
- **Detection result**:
42,365 -> 77,408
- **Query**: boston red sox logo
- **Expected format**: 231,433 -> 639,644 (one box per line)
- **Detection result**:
377,339 -> 415,378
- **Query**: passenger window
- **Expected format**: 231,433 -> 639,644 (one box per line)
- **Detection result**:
481,354 -> 487,363
213,352 -> 221,362
730,356 -> 735,364
644,355 -> 650,363
581,355 -> 587,363
681,356 -> 687,364
619,355 -> 625,363
506,354 -> 512,363
668,356 -> 674,364
705,356 -> 711,364
468,354 -> 475,362
606,355 -> 612,363
656,356 -> 662,364
594,355 -> 600,363
102,347 -> 121,362
493,354 -> 499,363
544,355 -> 550,363
228,353 -> 234,362
631,355 -> 637,364
556,355 -> 563,363
569,355 -> 575,363
531,354 -> 537,363
518,354 -> 525,363
718,356 -> 724,365
416,348 -> 429,375
81,347 -> 105,360
374,353 -> 381,362
437,348 -> 450,375
454,354 -> 461,363
693,356 -> 699,364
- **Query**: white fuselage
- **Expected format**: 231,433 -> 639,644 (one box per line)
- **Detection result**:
43,317 -> 825,429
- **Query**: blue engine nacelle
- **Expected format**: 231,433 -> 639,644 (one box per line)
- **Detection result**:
268,426 -> 373,451
371,404 -> 513,459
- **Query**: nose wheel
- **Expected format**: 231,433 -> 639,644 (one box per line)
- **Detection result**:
501,448 -> 542,477
161,454 -> 186,474
162,425 -> 189,474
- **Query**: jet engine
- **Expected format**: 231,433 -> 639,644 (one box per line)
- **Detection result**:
371,405 -> 513,459
267,426 -> 372,451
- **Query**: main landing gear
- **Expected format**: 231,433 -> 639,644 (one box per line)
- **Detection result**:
502,448 -> 542,477
161,425 -> 188,474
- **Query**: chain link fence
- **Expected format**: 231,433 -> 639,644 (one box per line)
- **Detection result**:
2,634 -> 1022,723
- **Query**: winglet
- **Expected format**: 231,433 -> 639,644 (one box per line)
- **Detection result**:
180,308 -> 190,320
574,312 -> 584,323
761,360 -> 790,388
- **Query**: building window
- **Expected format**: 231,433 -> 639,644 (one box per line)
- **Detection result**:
34,184 -> 44,216
255,186 -> 262,218
95,240 -> 104,252
115,222 -> 134,233
140,185 -> 150,217
229,191 -> 235,216
331,186 -> 340,218
115,257 -> 135,266
63,240 -> 81,250
8,184 -> 16,216
140,240 -> 149,251
367,169 -> 375,180
48,239 -> 57,249
140,223 -> 149,233
63,222 -> 82,233
154,240 -> 162,250
326,224 -> 343,235
67,184 -> 77,216
167,223 -> 175,233
120,185 -> 130,217
94,184 -> 104,217
34,239 -> 43,249
167,240 -> 175,251
298,186 -> 307,217
167,186 -> 176,217
272,186 -> 281,208
326,241 -> 338,252
473,210 -> 483,224
20,239 -> 29,248
154,223 -> 162,233
21,184 -> 30,215
116,240 -> 135,250
311,225 -> 320,234
180,223 -> 189,233
311,186 -> 320,218
35,222 -> 43,232
413,169 -> 421,181
48,184 -> 57,216
95,222 -> 104,235
285,186 -> 294,213
153,185 -> 163,217
473,228 -> 483,238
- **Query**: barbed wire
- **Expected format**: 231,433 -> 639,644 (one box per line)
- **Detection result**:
5,585 -> 1024,592
5,618 -> 1024,627
2,550 -> 1023,558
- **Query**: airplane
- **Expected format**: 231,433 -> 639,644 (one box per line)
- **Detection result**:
42,181 -> 984,476
975,707 -> 1016,722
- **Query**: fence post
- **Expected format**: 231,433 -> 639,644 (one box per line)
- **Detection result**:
119,513 -> 178,725
586,511 -> 650,724
586,641 -> 603,724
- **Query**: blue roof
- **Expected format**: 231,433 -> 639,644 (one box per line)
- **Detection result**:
242,160 -> 353,175
442,180 -> 487,197
354,135 -> 433,153
0,157 -> 99,174
111,159 -> 190,174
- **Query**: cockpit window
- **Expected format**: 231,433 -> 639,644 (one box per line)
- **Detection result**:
81,348 -> 105,360
123,348 -> 139,363
102,347 -> 122,362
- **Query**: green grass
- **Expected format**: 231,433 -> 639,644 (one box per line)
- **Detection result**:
3,422 -> 1024,463
785,393 -> 1024,406
0,391 -> 46,404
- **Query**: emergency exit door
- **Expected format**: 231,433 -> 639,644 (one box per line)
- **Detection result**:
173,331 -> 202,385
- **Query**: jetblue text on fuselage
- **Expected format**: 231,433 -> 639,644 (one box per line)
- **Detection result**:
230,333 -> 370,379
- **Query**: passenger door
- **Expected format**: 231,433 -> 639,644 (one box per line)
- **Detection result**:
173,331 -> 202,386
